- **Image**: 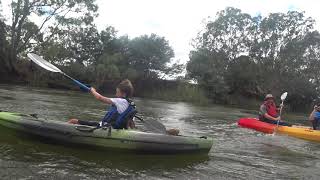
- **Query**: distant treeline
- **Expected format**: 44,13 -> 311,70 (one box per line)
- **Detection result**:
187,7 -> 320,111
1,1 -> 320,110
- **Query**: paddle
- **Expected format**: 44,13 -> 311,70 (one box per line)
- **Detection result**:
134,115 -> 167,134
273,92 -> 288,134
27,53 -> 168,134
27,53 -> 90,92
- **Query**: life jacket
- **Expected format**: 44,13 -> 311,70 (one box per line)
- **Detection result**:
263,101 -> 278,118
100,98 -> 137,129
315,111 -> 320,120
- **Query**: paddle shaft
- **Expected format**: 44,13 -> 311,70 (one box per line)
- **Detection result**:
274,93 -> 287,134
60,72 -> 90,92
275,100 -> 284,128
134,115 -> 145,122
279,101 -> 284,117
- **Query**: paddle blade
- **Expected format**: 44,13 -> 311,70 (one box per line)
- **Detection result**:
281,92 -> 288,101
27,53 -> 61,73
135,116 -> 167,134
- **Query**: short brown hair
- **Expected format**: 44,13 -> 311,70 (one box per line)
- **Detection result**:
117,79 -> 134,98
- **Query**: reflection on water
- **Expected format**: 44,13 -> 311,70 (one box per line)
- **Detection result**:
0,84 -> 319,179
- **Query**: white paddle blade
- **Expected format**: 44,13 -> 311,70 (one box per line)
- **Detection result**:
281,92 -> 288,101
27,53 -> 61,73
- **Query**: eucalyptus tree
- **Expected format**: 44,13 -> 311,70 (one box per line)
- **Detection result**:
6,0 -> 98,73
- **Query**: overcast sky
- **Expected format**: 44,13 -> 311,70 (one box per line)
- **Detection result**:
95,0 -> 320,63
2,0 -> 320,63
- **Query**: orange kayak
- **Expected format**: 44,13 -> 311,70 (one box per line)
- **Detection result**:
238,118 -> 320,142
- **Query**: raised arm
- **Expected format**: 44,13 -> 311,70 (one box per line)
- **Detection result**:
90,87 -> 113,104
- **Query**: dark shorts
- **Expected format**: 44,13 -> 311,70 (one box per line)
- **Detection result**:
259,117 -> 292,126
312,119 -> 320,130
78,120 -> 100,127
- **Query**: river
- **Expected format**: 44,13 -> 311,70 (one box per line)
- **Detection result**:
0,84 -> 319,179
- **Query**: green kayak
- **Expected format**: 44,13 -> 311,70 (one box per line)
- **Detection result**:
0,111 -> 213,154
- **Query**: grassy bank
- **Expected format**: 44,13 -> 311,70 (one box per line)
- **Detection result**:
0,70 -> 211,105
142,83 -> 210,105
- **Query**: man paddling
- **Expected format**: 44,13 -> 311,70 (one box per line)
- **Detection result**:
259,94 -> 291,126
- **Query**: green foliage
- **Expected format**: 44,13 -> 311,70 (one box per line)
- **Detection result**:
187,49 -> 229,102
225,56 -> 262,96
95,53 -> 122,84
48,25 -> 101,66
100,26 -> 119,54
188,7 -> 320,110
127,34 -> 175,79
6,0 -> 98,73
0,14 -> 9,73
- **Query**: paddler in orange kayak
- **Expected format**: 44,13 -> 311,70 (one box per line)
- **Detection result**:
259,94 -> 291,126
308,103 -> 320,130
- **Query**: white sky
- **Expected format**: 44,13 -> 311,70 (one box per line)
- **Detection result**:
2,0 -> 320,63
95,0 -> 320,63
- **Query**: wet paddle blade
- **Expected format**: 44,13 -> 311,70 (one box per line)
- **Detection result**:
144,119 -> 167,134
27,53 -> 61,73
135,117 -> 167,134
281,92 -> 288,101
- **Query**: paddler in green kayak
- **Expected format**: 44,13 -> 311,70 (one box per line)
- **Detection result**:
68,79 -> 136,129
68,79 -> 180,135
259,94 -> 291,126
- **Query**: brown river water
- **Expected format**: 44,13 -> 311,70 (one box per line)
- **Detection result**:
0,84 -> 319,179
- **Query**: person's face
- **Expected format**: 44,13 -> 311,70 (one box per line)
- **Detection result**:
115,88 -> 125,98
266,98 -> 274,103
316,105 -> 320,111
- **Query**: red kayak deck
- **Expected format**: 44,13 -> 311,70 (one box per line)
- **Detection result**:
238,118 -> 276,134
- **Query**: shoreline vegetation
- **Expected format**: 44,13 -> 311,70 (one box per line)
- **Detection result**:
0,79 -> 260,110
1,2 -> 320,112
0,78 -> 212,105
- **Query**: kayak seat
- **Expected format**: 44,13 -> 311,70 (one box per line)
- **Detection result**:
122,109 -> 137,129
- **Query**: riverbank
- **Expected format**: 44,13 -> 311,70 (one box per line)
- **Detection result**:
0,76 -> 262,110
0,69 -> 211,105
0,70 -> 301,112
